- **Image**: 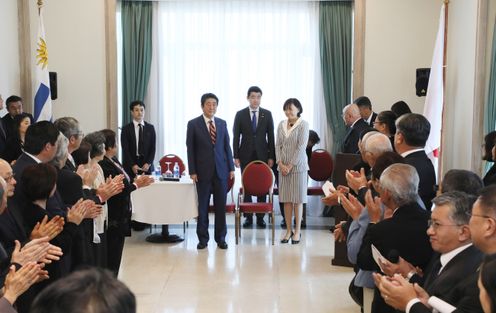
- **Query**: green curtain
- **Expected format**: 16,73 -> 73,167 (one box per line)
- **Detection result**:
484,19 -> 496,172
121,1 -> 153,126
319,1 -> 352,155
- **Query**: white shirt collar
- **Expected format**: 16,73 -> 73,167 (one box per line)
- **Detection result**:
248,106 -> 259,113
133,120 -> 144,127
439,243 -> 472,272
203,115 -> 215,124
24,151 -> 43,164
400,148 -> 425,158
365,113 -> 374,124
350,118 -> 360,128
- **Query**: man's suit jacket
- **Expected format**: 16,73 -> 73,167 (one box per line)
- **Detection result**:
186,115 -> 234,182
404,150 -> 436,209
483,163 -> 496,186
99,156 -> 136,236
232,107 -> 275,165
365,112 -> 378,127
356,201 -> 433,272
342,119 -> 369,154
120,121 -> 156,177
409,245 -> 483,313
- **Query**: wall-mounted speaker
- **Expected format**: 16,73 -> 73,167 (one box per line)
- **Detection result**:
49,71 -> 57,100
415,68 -> 430,97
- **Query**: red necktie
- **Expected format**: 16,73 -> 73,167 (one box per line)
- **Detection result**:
208,120 -> 216,144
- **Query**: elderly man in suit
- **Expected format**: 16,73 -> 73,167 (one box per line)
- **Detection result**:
342,103 -> 370,154
120,101 -> 156,179
375,191 -> 483,313
394,113 -> 436,210
186,93 -> 235,250
356,163 -> 432,313
233,86 -> 275,228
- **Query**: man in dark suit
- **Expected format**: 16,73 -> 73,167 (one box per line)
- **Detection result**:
186,93 -> 235,250
394,113 -> 436,209
357,163 -> 432,313
354,96 -> 377,127
342,103 -> 370,154
54,117 -> 84,172
375,191 -> 483,313
233,86 -> 275,228
2,95 -> 34,140
120,101 -> 156,179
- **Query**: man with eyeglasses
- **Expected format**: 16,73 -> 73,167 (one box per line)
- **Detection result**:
374,191 -> 484,313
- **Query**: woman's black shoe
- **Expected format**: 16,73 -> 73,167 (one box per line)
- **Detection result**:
280,232 -> 293,244
291,233 -> 301,244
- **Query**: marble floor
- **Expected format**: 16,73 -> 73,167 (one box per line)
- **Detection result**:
118,215 -> 358,313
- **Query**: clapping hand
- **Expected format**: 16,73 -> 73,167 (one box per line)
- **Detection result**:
333,221 -> 347,242
30,215 -> 64,241
340,193 -> 364,220
134,175 -> 154,188
373,273 -> 426,311
345,168 -> 368,193
2,263 -> 42,305
67,199 -> 92,225
365,189 -> 382,223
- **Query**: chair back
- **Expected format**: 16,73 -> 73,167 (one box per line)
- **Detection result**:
242,161 -> 273,197
159,154 -> 186,174
331,153 -> 362,186
308,149 -> 333,182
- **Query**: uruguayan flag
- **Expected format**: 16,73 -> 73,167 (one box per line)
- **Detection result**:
34,3 -> 52,122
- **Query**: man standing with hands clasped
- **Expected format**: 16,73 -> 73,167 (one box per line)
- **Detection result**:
186,93 -> 235,250
233,86 -> 275,228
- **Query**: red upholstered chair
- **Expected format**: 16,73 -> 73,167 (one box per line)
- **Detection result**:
208,175 -> 236,214
307,149 -> 334,195
159,154 -> 186,175
236,161 -> 274,245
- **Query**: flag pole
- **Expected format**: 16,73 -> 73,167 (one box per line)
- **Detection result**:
438,0 -> 449,184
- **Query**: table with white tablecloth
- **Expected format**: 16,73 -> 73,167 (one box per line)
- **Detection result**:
131,178 -> 198,242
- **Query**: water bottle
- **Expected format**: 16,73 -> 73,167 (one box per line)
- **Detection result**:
155,162 -> 162,178
173,162 -> 180,178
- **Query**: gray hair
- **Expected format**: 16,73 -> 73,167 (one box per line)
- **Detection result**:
50,132 -> 69,169
380,163 -> 419,206
54,117 -> 81,139
364,133 -> 393,156
343,103 -> 361,118
0,177 -> 6,210
432,191 -> 476,225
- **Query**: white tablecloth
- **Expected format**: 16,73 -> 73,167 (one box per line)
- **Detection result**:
131,178 -> 198,224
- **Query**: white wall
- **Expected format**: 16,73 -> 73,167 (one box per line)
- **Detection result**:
442,0 -> 479,171
0,0 -> 20,116
363,0 -> 439,113
28,0 -> 107,132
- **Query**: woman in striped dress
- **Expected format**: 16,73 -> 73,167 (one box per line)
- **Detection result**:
276,98 -> 309,244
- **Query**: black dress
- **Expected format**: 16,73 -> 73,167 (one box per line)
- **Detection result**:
1,137 -> 23,164
483,163 -> 496,186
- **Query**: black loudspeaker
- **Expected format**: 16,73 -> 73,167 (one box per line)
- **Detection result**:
49,71 -> 57,100
416,68 -> 430,97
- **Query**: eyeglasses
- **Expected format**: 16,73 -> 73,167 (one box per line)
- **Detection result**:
428,219 -> 461,230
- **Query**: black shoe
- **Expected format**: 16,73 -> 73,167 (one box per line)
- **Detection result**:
280,232 -> 293,244
301,219 -> 306,229
217,242 -> 228,249
256,219 -> 266,228
197,242 -> 207,250
291,233 -> 301,244
243,218 -> 253,228
280,220 -> 286,228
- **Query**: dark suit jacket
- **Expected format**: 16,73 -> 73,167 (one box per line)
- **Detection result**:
186,115 -> 234,182
404,150 -> 436,209
365,112 -> 378,127
342,119 -> 369,154
408,245 -> 484,313
232,107 -> 275,165
2,137 -> 23,164
0,201 -> 28,254
99,156 -> 136,236
120,121 -> 156,177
